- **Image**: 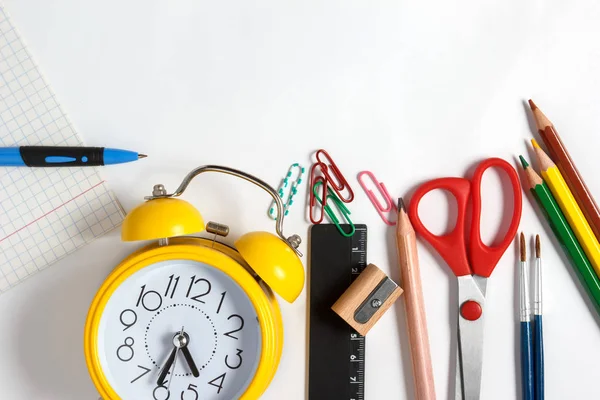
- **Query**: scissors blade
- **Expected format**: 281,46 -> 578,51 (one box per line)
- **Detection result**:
473,275 -> 487,297
455,328 -> 463,400
456,275 -> 486,400
456,275 -> 488,399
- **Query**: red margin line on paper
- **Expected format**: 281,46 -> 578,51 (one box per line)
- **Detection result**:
0,180 -> 106,244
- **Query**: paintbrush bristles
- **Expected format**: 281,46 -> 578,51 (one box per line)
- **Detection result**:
536,235 -> 541,258
520,232 -> 527,262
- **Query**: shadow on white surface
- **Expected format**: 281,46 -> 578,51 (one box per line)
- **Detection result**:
11,234 -> 131,400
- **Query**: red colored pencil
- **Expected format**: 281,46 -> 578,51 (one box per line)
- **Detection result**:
528,100 -> 600,241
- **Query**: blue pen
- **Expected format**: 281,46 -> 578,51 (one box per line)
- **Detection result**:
534,235 -> 545,400
520,233 -> 535,400
0,146 -> 146,167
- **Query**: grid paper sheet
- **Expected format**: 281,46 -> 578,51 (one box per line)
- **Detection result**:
0,6 -> 124,293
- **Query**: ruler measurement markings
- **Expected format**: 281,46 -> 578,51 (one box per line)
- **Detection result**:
309,224 -> 367,400
349,226 -> 366,400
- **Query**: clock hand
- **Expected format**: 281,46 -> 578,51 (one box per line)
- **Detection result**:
167,326 -> 185,390
181,344 -> 200,377
167,347 -> 180,391
157,327 -> 185,386
157,346 -> 177,386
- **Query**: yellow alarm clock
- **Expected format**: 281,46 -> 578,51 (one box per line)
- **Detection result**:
84,165 -> 305,400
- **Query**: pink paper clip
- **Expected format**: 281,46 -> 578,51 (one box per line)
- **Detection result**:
357,171 -> 397,226
315,149 -> 354,203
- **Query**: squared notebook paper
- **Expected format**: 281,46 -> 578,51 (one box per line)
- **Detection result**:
0,6 -> 124,293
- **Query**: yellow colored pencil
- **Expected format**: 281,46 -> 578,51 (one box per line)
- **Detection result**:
532,139 -> 600,278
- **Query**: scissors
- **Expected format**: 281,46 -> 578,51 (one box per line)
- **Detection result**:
408,158 -> 522,400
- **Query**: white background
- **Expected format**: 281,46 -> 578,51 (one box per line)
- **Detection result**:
1,1 -> 600,399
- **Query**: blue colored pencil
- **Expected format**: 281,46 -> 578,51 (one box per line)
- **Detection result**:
520,233 -> 535,400
534,235 -> 545,400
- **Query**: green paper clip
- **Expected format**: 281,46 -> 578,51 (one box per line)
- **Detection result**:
312,180 -> 355,237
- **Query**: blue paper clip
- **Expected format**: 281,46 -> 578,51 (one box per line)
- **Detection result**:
268,163 -> 305,220
312,180 -> 355,237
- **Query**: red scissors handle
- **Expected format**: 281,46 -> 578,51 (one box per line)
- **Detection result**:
408,177 -> 472,277
408,158 -> 522,279
469,158 -> 522,277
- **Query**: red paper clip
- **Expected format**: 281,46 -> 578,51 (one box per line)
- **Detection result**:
357,171 -> 397,225
315,149 -> 354,202
309,162 -> 328,224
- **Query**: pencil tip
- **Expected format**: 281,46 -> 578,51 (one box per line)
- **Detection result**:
531,139 -> 541,149
520,232 -> 526,261
536,234 -> 541,258
519,155 -> 529,168
398,197 -> 406,212
528,100 -> 553,130
138,154 -> 148,159
528,99 -> 538,111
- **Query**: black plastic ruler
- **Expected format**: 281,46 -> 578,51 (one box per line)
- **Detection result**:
308,224 -> 367,400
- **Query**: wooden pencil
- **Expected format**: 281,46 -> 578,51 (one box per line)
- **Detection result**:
528,100 -> 600,241
519,155 -> 600,316
396,198 -> 436,400
531,140 -> 600,279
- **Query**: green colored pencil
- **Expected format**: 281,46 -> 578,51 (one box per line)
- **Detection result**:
520,156 -> 600,316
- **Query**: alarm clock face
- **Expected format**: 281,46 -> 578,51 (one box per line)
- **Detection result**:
97,259 -> 262,400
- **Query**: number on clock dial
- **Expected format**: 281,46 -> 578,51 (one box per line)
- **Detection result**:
223,314 -> 245,340
186,275 -> 211,303
119,309 -> 137,331
208,373 -> 226,394
225,349 -> 243,369
103,263 -> 260,399
216,291 -> 226,314
130,365 -> 151,383
164,274 -> 180,299
153,385 -> 170,400
116,337 -> 135,362
136,285 -> 163,312
136,276 -> 230,315
181,384 -> 199,400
